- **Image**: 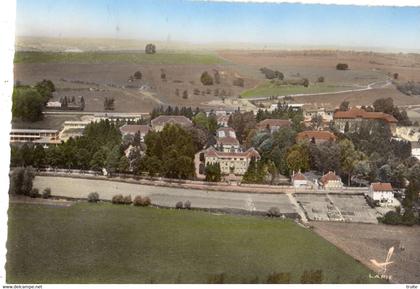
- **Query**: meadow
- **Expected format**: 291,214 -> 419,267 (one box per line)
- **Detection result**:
14,51 -> 225,65
6,202 -> 381,284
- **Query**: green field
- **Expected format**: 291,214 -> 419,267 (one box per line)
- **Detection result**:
241,81 -> 349,98
14,51 -> 225,65
6,203 -> 381,284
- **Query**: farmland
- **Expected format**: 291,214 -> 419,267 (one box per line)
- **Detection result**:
14,51 -> 226,65
6,203 -> 381,284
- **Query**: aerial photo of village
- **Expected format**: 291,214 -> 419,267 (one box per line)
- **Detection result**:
5,0 -> 420,285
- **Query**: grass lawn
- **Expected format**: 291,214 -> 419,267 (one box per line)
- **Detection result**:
6,203 -> 382,284
14,51 -> 225,65
241,81 -> 351,98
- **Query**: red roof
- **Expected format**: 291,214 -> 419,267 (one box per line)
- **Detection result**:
292,172 -> 307,181
257,119 -> 291,129
217,137 -> 239,146
334,108 -> 397,123
151,115 -> 193,127
320,171 -> 340,184
120,124 -> 150,135
296,130 -> 336,142
203,147 -> 260,159
371,182 -> 393,191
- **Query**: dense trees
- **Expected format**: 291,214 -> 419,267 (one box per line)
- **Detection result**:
143,124 -> 197,179
228,111 -> 256,143
255,103 -> 304,131
9,167 -> 35,196
12,87 -> 45,121
372,97 -> 411,125
150,105 -> 196,120
260,67 -> 284,80
286,143 -> 310,173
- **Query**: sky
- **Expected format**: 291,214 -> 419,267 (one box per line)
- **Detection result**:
15,0 -> 420,51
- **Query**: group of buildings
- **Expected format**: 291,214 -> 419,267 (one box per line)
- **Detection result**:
9,103 -> 412,204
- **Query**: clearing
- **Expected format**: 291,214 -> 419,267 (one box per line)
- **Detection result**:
6,203 -> 381,284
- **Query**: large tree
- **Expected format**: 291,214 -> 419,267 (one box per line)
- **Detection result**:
12,87 -> 44,121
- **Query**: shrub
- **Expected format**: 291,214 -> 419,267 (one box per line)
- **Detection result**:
182,90 -> 188,99
134,71 -> 142,79
133,195 -> 151,207
175,201 -> 183,209
207,273 -> 225,284
266,272 -> 291,284
87,192 -> 100,203
302,78 -> 309,87
233,78 -> 244,87
42,187 -> 51,199
336,63 -> 349,70
123,195 -> 132,205
112,194 -> 124,204
29,188 -> 40,198
317,76 -> 325,83
200,71 -> 214,85
382,211 -> 402,225
267,207 -> 280,217
184,200 -> 191,210
401,209 -> 417,226
145,43 -> 156,54
300,270 -> 323,284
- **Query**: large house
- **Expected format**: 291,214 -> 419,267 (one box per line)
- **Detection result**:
10,129 -> 61,146
291,171 -> 310,188
216,114 -> 230,127
368,182 -> 395,206
256,119 -> 291,133
319,171 -> 343,190
151,115 -> 193,132
119,124 -> 150,142
303,105 -> 335,127
296,130 -> 336,144
216,127 -> 240,152
333,107 -> 398,134
195,146 -> 260,177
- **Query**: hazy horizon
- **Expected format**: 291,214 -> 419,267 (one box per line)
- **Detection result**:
16,0 -> 420,53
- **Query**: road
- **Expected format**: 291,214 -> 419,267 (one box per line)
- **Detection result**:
33,175 -> 300,217
246,79 -> 392,101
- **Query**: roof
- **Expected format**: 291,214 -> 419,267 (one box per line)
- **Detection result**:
292,172 -> 307,181
11,129 -> 58,134
320,171 -> 340,184
216,114 -> 230,123
257,119 -> 291,129
296,130 -> 336,142
333,108 -> 397,123
217,137 -> 239,146
371,182 -> 393,191
120,124 -> 150,135
203,146 -> 260,159
151,115 -> 193,127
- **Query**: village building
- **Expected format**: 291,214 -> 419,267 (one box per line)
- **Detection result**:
151,115 -> 193,132
119,124 -> 150,142
296,130 -> 337,144
195,146 -> 260,177
10,129 -> 60,146
291,171 -> 310,188
319,171 -> 343,190
216,114 -> 230,127
46,101 -> 62,109
93,112 -> 147,124
303,105 -> 335,124
215,127 -> 240,152
411,141 -> 420,160
256,119 -> 291,133
368,182 -> 395,206
333,107 -> 398,134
